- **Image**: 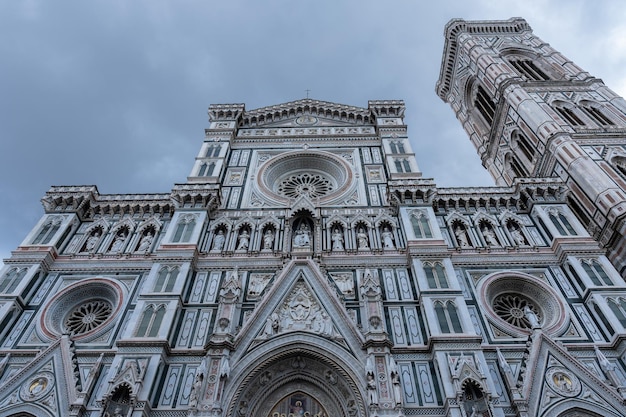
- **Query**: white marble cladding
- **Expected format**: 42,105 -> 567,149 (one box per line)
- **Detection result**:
237,126 -> 376,137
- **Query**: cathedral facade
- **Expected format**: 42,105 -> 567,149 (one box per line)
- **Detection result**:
1,18 -> 626,417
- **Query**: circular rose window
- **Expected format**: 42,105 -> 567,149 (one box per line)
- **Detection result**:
478,272 -> 568,337
257,151 -> 353,204
40,278 -> 123,341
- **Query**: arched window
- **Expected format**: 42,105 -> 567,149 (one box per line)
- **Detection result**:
394,158 -> 411,173
580,103 -> 615,126
31,218 -> 61,245
0,268 -> 27,293
581,259 -> 611,286
410,211 -> 432,239
154,266 -> 179,292
389,141 -> 405,154
511,131 -> 535,162
474,85 -> 496,126
425,262 -> 448,289
548,209 -> 577,236
509,59 -> 550,81
172,216 -> 196,243
198,161 -> 216,177
607,297 -> 626,328
613,157 -> 626,177
205,144 -> 221,157
136,304 -> 166,337
554,104 -> 584,126
434,301 -> 463,333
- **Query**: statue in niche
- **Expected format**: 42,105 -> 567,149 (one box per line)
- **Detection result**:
366,356 -> 378,406
454,224 -> 470,247
110,230 -> 128,253
263,312 -> 280,337
331,228 -> 344,251
136,230 -> 154,252
332,273 -> 354,296
237,229 -> 250,251
389,357 -> 402,406
381,227 -> 395,249
509,223 -> 528,246
262,229 -> 274,250
82,230 -> 101,252
248,274 -> 271,298
293,222 -> 311,247
212,230 -> 226,251
357,227 -> 369,249
481,224 -> 500,247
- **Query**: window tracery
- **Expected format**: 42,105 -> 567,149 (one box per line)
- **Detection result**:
607,297 -> 626,328
0,268 -> 27,293
65,300 -> 113,336
31,217 -> 62,245
172,215 -> 197,243
154,266 -> 180,292
424,262 -> 448,289
547,208 -> 577,236
136,304 -> 166,337
410,210 -> 432,238
581,259 -> 611,286
434,300 -> 463,333
278,172 -> 334,198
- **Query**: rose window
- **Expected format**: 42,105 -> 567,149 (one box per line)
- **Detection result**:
64,300 -> 113,335
493,294 -> 540,329
277,173 -> 334,198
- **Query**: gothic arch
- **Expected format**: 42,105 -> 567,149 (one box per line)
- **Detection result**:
4,405 -> 53,417
224,333 -> 367,417
544,400 -> 621,417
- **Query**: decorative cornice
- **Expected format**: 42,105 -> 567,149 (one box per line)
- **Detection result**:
436,17 -> 531,100
238,98 -> 373,128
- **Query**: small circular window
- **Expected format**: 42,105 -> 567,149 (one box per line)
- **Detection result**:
40,278 -> 123,341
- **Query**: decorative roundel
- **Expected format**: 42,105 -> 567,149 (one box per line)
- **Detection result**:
40,278 -> 124,340
478,272 -> 568,337
257,151 -> 353,203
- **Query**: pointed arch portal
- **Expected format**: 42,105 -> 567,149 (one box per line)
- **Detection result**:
225,337 -> 366,417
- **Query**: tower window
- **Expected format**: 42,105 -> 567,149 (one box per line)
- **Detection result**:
32,218 -> 61,245
607,297 -> 626,328
394,158 -> 411,173
510,59 -> 550,81
172,216 -> 196,243
475,85 -> 496,126
554,105 -> 584,126
0,268 -> 27,293
581,105 -> 615,126
548,209 -> 577,236
154,266 -> 180,292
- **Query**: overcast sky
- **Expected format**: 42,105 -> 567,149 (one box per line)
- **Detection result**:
1,0 -> 625,263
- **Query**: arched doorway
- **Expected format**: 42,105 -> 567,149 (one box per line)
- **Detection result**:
225,343 -> 365,417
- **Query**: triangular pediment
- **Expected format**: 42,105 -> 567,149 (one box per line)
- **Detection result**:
520,332 -> 625,417
239,99 -> 374,129
0,336 -> 78,417
230,259 -> 365,361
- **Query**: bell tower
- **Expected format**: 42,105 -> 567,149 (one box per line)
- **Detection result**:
436,17 -> 626,274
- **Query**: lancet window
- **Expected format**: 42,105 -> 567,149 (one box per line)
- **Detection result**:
410,211 -> 432,239
394,158 -> 411,173
434,300 -> 463,333
389,141 -> 405,154
548,209 -> 576,236
0,268 -> 27,293
581,103 -> 615,126
582,259 -> 612,286
172,216 -> 196,243
509,59 -> 550,81
154,266 -> 180,292
198,161 -> 216,177
136,304 -> 166,337
424,262 -> 448,289
607,297 -> 626,328
474,85 -> 496,126
554,104 -> 584,126
31,218 -> 61,245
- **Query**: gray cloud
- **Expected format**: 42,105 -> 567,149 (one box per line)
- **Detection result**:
2,0 -> 625,261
